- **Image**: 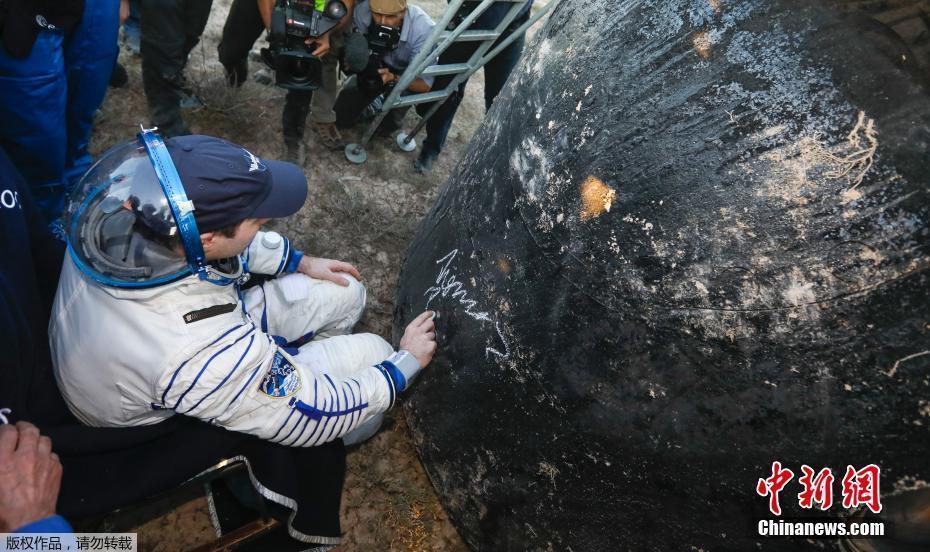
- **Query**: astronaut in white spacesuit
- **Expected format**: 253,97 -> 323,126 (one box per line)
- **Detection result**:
49,130 -> 436,447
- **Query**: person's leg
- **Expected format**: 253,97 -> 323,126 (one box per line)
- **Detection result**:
308,33 -> 345,149
182,0 -> 214,58
483,31 -> 525,109
379,104 -> 410,135
290,332 -> 394,444
140,0 -> 190,136
283,89 -> 313,163
243,273 -> 367,344
415,40 -> 475,172
0,30 -> 68,221
309,33 -> 341,125
293,333 -> 393,381
416,80 -> 465,171
63,0 -> 121,188
334,76 -> 382,129
217,0 -> 265,87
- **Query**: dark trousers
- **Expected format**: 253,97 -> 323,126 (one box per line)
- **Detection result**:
140,0 -> 213,137
217,0 -> 265,80
218,0 -> 344,143
420,19 -> 526,158
333,75 -> 408,132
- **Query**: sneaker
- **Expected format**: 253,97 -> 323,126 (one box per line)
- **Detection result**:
414,150 -> 438,174
109,62 -> 129,88
312,122 -> 345,150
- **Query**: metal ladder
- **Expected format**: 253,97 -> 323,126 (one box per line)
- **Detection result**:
344,0 -> 554,164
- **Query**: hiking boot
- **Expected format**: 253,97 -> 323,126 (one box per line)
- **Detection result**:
414,150 -> 438,174
282,139 -> 306,166
312,122 -> 345,150
223,58 -> 248,88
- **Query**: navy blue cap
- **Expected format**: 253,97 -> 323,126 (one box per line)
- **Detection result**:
164,135 -> 308,233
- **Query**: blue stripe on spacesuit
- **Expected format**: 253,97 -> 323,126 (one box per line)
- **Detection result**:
286,380 -> 366,447
380,360 -> 407,392
161,323 -> 248,405
374,364 -> 396,408
283,379 -> 319,446
274,237 -> 290,275
336,386 -> 351,439
280,404 -> 309,445
334,378 -> 361,442
182,334 -> 256,414
327,376 -> 341,441
226,336 -> 274,409
348,378 -> 363,435
290,398 -> 370,421
289,414 -> 314,447
284,249 -> 304,273
287,374 -> 371,445
172,327 -> 255,410
324,377 -> 347,442
270,406 -> 297,442
297,383 -> 326,447
292,387 -> 327,446
259,286 -> 268,333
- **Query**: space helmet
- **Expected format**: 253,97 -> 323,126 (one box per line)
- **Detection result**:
64,129 -> 307,288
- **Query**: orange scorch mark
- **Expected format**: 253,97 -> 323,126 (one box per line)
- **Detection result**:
579,176 -> 616,220
692,30 -> 712,59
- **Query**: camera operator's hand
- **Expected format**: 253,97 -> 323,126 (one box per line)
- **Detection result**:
0,422 -> 63,532
399,311 -> 437,369
378,68 -> 398,86
307,32 -> 331,58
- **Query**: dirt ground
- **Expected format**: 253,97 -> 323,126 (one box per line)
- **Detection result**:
88,0 -> 493,549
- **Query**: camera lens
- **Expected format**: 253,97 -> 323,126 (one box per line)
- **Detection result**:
288,57 -> 311,82
326,0 -> 347,19
292,58 -> 307,74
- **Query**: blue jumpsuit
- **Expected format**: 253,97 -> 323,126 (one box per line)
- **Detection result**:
0,0 -> 120,222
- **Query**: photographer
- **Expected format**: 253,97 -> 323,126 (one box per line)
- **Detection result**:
218,0 -> 354,158
333,0 -> 434,134
251,0 -> 355,161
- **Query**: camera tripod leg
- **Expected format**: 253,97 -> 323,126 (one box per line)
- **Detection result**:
345,143 -> 368,164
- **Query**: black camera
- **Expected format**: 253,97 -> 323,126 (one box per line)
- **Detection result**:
261,0 -> 347,91
355,24 -> 401,96
367,23 -> 400,57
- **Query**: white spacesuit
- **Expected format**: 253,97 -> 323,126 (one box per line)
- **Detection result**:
49,131 -> 421,447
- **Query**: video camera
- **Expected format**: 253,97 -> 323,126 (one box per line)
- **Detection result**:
354,24 -> 401,96
261,0 -> 347,91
